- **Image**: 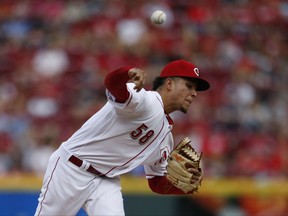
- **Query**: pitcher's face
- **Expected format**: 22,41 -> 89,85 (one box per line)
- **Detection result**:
170,78 -> 197,113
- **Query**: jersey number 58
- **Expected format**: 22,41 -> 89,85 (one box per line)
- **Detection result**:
130,124 -> 155,145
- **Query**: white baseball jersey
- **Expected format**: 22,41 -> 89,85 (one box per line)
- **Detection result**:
62,83 -> 174,178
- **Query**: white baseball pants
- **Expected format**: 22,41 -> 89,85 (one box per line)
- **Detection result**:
34,146 -> 124,216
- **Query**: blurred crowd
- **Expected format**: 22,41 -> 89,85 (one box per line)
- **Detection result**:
0,0 -> 287,180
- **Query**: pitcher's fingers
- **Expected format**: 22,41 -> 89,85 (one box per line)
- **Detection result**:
188,167 -> 201,176
133,73 -> 146,92
134,81 -> 145,92
128,68 -> 143,79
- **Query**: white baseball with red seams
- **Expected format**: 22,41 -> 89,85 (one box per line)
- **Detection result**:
151,10 -> 166,25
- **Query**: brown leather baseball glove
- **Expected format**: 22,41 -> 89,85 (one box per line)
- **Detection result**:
166,137 -> 203,194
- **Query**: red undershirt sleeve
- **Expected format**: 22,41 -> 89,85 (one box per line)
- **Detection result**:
104,66 -> 134,103
148,176 -> 188,195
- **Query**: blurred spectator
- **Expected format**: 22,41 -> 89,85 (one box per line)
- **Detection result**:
32,47 -> 69,78
22,121 -> 59,176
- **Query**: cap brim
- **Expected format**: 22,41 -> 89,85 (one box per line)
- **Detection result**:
195,78 -> 210,91
184,77 -> 210,91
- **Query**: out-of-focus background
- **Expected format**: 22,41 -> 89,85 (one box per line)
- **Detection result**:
0,0 -> 287,215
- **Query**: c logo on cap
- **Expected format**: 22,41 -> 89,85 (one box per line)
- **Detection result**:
194,68 -> 200,76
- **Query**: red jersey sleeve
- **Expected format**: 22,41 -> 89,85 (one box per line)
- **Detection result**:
148,176 -> 188,195
104,66 -> 134,103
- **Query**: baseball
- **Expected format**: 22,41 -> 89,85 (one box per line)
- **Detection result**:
151,10 -> 166,25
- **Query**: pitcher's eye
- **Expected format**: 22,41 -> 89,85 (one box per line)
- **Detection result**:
186,83 -> 195,90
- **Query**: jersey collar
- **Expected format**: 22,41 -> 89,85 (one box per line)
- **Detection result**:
165,114 -> 174,125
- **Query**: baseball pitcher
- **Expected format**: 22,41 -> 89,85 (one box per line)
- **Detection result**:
35,59 -> 210,216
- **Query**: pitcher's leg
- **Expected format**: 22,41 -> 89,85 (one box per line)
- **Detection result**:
35,151 -> 95,216
83,177 -> 125,216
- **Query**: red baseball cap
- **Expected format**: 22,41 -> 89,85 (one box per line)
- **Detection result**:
160,59 -> 210,91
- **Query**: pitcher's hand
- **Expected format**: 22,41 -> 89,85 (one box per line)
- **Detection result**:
128,68 -> 147,92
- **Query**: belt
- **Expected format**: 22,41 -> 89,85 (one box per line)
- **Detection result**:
68,155 -> 105,177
